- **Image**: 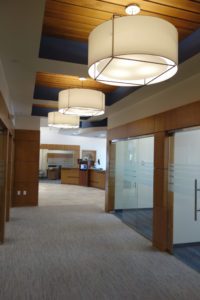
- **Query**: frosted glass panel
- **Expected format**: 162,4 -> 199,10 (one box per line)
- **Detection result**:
114,136 -> 154,209
115,139 -> 138,209
114,136 -> 154,240
137,138 -> 154,209
172,130 -> 200,244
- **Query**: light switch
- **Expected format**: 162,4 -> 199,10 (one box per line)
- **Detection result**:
17,191 -> 21,196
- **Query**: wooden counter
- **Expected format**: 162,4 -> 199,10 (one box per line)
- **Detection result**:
61,168 -> 79,185
61,168 -> 106,189
89,169 -> 105,190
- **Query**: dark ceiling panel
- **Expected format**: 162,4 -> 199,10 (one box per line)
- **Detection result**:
39,35 -> 88,64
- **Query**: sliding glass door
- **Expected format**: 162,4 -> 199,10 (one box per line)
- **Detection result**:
114,136 -> 154,240
169,129 -> 200,245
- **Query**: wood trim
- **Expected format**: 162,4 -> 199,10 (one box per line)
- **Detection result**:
40,144 -> 80,152
108,99 -> 200,140
153,132 -> 169,251
105,141 -> 116,212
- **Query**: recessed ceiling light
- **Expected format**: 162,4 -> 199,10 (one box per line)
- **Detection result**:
79,77 -> 86,81
125,4 -> 140,15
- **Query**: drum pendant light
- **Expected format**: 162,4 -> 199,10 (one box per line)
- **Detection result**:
58,88 -> 105,117
48,112 -> 80,128
88,14 -> 178,86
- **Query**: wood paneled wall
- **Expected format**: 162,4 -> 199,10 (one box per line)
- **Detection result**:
105,142 -> 116,212
40,144 -> 80,151
108,99 -> 200,140
13,130 -> 40,207
107,99 -> 200,251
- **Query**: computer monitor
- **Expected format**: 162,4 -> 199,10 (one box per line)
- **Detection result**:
80,164 -> 88,170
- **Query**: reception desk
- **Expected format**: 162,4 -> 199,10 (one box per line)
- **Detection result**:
61,168 -> 105,189
61,168 -> 79,185
88,169 -> 105,190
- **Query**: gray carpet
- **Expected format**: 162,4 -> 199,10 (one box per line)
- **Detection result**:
1,185 -> 200,300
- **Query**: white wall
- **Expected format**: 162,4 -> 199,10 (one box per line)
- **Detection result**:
0,59 -> 14,119
15,116 -> 41,130
40,127 -> 107,170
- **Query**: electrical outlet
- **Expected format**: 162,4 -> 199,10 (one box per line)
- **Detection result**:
23,190 -> 27,196
17,190 -> 21,196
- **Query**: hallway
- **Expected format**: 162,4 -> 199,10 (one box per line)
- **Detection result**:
1,183 -> 200,300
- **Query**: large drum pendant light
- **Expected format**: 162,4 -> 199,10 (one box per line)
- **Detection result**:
88,15 -> 178,86
58,88 -> 105,117
48,112 -> 80,128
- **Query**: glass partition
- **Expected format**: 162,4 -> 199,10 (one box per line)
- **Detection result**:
169,129 -> 200,245
169,128 -> 200,272
114,136 -> 154,240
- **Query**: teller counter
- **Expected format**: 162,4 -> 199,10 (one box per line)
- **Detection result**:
61,168 -> 80,185
88,169 -> 105,190
61,168 -> 105,189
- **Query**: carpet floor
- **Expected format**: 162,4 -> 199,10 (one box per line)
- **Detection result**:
1,183 -> 200,300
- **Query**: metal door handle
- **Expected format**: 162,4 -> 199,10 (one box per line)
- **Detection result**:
194,179 -> 200,221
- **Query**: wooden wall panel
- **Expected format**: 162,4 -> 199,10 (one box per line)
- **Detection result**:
15,140 -> 39,162
109,99 -> 200,140
154,100 -> 200,132
153,132 -> 169,251
105,142 -> 116,212
127,116 -> 155,138
40,144 -> 80,152
13,130 -> 40,207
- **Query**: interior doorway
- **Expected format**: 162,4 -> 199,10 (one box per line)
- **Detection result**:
169,127 -> 200,272
113,135 -> 154,240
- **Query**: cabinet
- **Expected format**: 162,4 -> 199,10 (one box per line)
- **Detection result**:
89,170 -> 105,189
47,168 -> 60,180
61,168 -> 79,185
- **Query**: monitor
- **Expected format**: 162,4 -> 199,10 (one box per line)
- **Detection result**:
80,164 -> 88,170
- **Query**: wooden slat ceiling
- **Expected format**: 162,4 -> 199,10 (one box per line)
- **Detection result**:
36,72 -> 116,93
43,0 -> 200,42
